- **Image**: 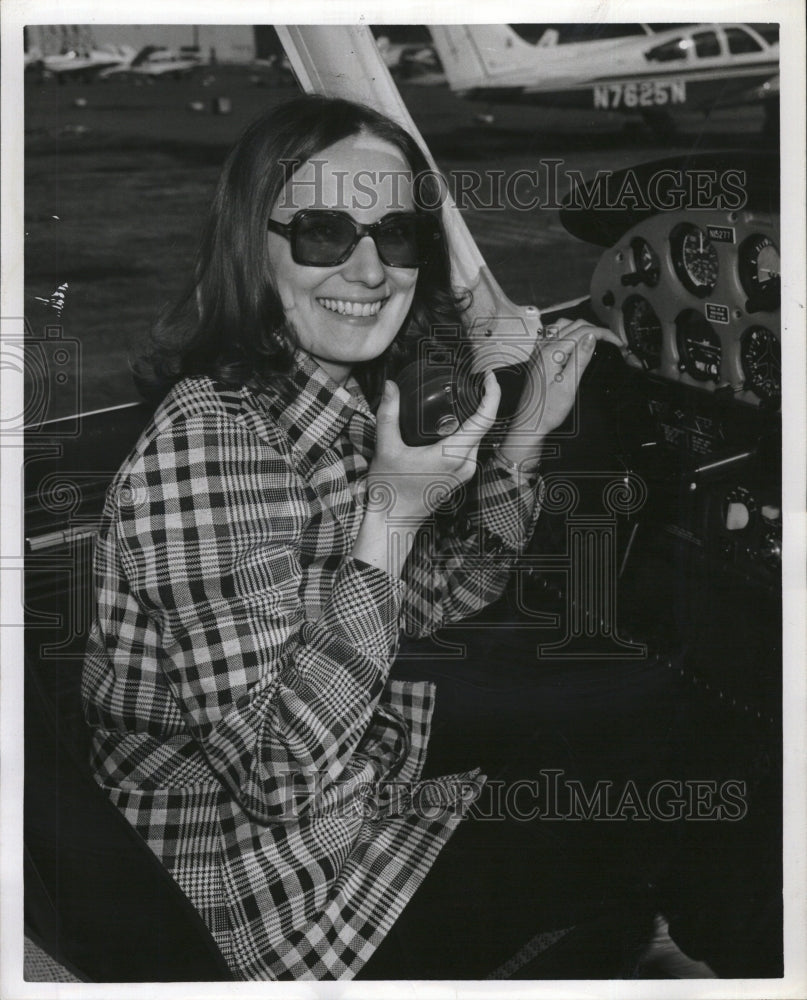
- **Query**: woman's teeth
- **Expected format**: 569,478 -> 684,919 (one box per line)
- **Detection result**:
318,298 -> 385,317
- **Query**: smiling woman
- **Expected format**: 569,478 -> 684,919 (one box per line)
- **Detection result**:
80,94 -> 611,980
136,95 -> 463,404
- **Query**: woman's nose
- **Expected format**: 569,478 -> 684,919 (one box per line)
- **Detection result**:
342,235 -> 385,286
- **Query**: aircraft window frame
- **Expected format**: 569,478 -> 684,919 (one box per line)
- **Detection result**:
725,26 -> 764,54
644,37 -> 691,63
693,30 -> 722,59
748,23 -> 779,45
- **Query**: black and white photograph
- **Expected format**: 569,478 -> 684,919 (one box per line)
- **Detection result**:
2,1 -> 805,996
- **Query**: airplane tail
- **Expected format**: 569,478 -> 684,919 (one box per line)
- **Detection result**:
429,25 -> 538,92
130,45 -> 157,68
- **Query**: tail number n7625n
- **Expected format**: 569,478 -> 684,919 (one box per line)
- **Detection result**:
593,80 -> 687,109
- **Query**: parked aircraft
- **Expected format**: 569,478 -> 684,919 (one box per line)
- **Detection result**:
99,45 -> 205,80
35,45 -> 136,82
429,23 -> 779,129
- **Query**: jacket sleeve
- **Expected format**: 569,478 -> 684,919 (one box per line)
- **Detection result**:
400,455 -> 542,638
110,411 -> 405,824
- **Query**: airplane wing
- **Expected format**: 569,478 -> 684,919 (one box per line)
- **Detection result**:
101,48 -> 202,79
133,60 -> 199,77
43,51 -> 126,79
713,73 -> 779,107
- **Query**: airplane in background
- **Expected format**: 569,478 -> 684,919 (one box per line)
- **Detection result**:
31,45 -> 136,82
429,23 -> 779,130
99,45 -> 205,80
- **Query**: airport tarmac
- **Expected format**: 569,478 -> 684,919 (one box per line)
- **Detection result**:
22,69 -> 771,417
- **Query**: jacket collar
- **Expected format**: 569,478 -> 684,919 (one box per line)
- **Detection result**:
258,350 -> 374,463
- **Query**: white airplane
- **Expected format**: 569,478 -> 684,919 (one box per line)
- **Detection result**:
429,23 -> 779,127
99,45 -> 204,80
37,45 -> 135,81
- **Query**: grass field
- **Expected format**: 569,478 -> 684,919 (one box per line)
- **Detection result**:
23,67 -> 768,419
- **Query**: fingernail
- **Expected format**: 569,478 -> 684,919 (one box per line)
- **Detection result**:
585,332 -> 596,348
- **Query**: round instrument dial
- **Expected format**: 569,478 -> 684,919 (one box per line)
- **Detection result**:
741,325 -> 780,403
675,310 -> 721,383
622,295 -> 663,369
670,223 -> 719,297
630,237 -> 661,287
738,233 -> 780,310
723,485 -> 757,533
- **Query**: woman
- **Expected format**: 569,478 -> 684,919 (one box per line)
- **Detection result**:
81,94 -> 612,980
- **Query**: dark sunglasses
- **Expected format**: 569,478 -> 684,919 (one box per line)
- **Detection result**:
266,209 -> 440,268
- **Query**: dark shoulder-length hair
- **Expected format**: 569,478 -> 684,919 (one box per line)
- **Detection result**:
137,93 -> 467,404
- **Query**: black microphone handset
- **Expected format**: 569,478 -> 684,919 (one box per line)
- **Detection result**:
394,341 -> 527,447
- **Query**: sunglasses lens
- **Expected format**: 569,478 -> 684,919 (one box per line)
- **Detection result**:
290,212 -> 436,268
375,215 -> 422,268
295,213 -> 356,265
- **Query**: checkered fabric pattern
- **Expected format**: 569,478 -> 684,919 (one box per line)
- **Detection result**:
82,351 -> 542,980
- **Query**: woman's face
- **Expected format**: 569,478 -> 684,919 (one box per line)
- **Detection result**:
266,133 -> 419,385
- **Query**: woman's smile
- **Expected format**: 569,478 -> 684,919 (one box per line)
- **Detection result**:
316,295 -> 389,318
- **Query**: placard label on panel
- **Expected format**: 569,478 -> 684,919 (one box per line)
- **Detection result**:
705,303 -> 730,324
706,225 -> 735,243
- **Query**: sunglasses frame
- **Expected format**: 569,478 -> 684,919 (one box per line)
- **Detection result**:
266,209 -> 440,268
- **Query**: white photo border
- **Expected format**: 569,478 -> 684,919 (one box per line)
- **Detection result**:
2,1 -> 804,998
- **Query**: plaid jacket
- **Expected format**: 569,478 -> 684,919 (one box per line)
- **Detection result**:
82,352 -> 542,979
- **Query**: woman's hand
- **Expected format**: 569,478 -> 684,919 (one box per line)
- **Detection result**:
352,372 -> 501,576
371,371 -> 501,522
498,318 -> 621,469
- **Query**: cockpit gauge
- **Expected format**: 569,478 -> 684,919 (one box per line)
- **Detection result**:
624,237 -> 661,288
675,309 -> 722,383
738,234 -> 780,311
741,325 -> 781,403
723,485 -> 757,533
670,223 -> 719,297
622,295 -> 663,370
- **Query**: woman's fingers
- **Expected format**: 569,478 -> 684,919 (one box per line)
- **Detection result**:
376,373 -> 497,470
422,369 -> 500,470
542,331 -> 597,395
453,368 -> 501,441
544,319 -> 622,350
375,380 -> 404,448
538,322 -> 614,378
544,337 -> 577,372
543,317 -> 577,336
507,328 -> 598,439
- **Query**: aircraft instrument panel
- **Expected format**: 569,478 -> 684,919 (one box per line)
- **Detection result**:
590,208 -> 781,407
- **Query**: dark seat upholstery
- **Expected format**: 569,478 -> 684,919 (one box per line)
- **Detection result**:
24,659 -> 233,982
